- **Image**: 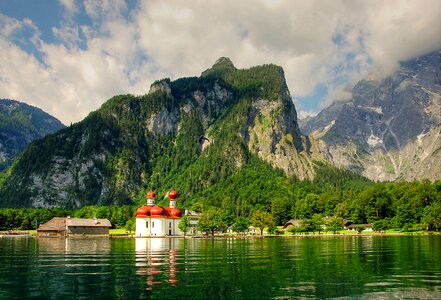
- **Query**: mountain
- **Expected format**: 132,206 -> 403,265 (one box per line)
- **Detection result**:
301,50 -> 441,181
0,58 -> 327,208
0,99 -> 65,171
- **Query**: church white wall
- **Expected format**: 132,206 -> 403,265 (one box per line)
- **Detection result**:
136,218 -> 147,236
150,218 -> 164,236
136,217 -> 183,236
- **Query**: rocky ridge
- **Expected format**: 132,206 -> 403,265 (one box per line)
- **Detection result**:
301,50 -> 441,181
0,58 -> 323,208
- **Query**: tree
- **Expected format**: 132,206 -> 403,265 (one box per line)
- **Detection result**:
295,193 -> 319,219
287,225 -> 299,235
267,223 -> 283,235
20,219 -> 32,230
326,217 -> 343,234
232,217 -> 250,235
311,214 -> 325,234
356,225 -> 366,234
196,208 -> 227,236
124,219 -> 135,233
271,196 -> 292,225
298,219 -> 310,235
252,211 -> 273,235
422,201 -> 441,231
178,215 -> 191,237
372,219 -> 389,233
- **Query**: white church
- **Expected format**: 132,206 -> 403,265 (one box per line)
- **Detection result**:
135,190 -> 198,236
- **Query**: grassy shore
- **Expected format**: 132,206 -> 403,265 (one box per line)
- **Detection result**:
3,228 -> 439,238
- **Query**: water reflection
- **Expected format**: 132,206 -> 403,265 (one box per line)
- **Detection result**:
36,237 -> 111,254
135,238 -> 179,290
0,236 -> 440,299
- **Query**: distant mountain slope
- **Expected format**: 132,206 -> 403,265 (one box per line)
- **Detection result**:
0,58 -> 328,208
301,50 -> 441,181
0,99 -> 65,171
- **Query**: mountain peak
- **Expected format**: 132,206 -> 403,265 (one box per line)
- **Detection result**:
201,57 -> 236,77
213,57 -> 235,68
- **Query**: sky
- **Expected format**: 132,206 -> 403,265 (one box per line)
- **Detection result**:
0,0 -> 440,124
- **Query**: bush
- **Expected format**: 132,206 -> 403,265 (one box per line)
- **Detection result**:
356,225 -> 366,233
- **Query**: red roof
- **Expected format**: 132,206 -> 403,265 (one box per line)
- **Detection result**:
146,190 -> 155,199
136,190 -> 182,219
136,205 -> 151,217
170,207 -> 181,218
136,206 -> 182,219
151,205 -> 164,217
168,190 -> 177,200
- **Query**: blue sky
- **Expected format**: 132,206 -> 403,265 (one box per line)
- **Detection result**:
0,0 -> 440,124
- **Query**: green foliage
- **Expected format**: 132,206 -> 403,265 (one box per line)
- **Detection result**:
356,225 -> 366,233
326,217 -> 343,234
267,223 -> 283,235
124,219 -> 135,232
202,61 -> 285,101
422,201 -> 441,231
178,215 -> 191,236
0,62 -> 439,237
310,214 -> 325,234
312,160 -> 372,190
0,208 -> 70,230
287,226 -> 299,235
0,99 -> 65,171
196,208 -> 227,236
232,217 -> 250,235
72,205 -> 136,229
251,210 -> 273,235
372,219 -> 390,233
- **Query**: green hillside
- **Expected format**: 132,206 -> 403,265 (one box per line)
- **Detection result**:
0,99 -> 64,171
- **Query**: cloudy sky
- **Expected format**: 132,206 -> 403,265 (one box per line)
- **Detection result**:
1,0 -> 440,124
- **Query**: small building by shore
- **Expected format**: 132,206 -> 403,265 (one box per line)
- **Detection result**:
37,217 -> 112,236
282,219 -> 302,229
135,190 -> 200,237
345,224 -> 373,232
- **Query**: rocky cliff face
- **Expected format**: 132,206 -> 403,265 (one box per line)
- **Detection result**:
0,58 -> 321,208
0,99 -> 64,171
301,50 -> 441,181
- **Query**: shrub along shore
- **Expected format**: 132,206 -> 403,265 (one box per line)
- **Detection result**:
0,179 -> 440,235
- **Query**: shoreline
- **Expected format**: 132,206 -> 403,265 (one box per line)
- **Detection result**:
21,231 -> 440,239
3,230 -> 439,239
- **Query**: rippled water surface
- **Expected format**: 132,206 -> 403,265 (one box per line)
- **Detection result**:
0,236 -> 440,299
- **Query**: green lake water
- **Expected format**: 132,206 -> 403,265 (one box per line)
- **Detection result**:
0,235 -> 440,299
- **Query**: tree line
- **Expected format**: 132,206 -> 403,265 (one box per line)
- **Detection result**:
0,206 -> 136,231
1,179 -> 440,233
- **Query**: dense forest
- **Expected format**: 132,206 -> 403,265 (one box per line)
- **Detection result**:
1,169 -> 440,232
0,59 -> 439,233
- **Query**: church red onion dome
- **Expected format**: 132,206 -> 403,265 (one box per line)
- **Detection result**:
150,205 -> 164,216
170,208 -> 181,218
146,190 -> 155,199
136,205 -> 151,217
168,190 -> 178,200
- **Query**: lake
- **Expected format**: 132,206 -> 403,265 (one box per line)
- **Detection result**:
0,235 -> 440,299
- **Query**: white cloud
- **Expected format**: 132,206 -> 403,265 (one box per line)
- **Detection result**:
321,86 -> 353,109
58,0 -> 79,17
0,0 -> 440,124
83,0 -> 128,25
297,110 -> 319,120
